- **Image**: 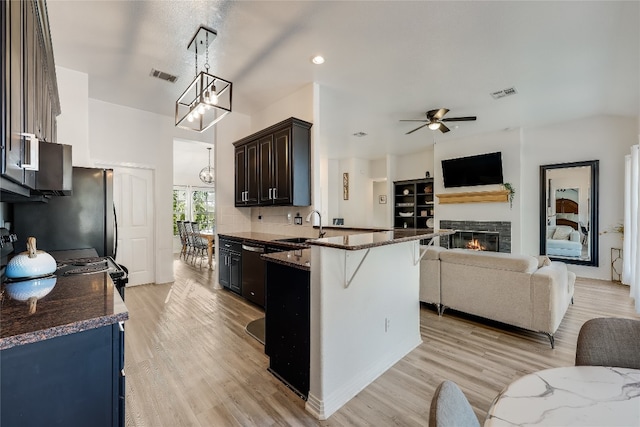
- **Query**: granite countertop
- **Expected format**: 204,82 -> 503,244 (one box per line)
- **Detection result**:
262,249 -> 311,271
0,272 -> 128,350
218,232 -> 312,248
307,228 -> 454,250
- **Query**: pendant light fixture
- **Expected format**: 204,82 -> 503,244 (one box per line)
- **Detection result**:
199,147 -> 214,184
175,26 -> 232,132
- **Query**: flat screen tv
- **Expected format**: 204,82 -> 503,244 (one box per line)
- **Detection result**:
441,152 -> 504,188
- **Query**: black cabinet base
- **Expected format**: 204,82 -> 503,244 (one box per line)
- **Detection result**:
268,367 -> 308,400
1,324 -> 124,427
265,262 -> 310,399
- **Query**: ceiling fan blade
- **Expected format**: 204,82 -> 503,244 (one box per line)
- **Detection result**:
427,108 -> 449,120
439,123 -> 451,133
405,123 -> 430,135
441,116 -> 477,122
399,119 -> 429,122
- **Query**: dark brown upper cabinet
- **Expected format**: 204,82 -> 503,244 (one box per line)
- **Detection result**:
234,117 -> 312,207
2,0 -> 60,195
234,140 -> 259,206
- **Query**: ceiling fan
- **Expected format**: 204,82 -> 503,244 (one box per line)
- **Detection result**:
400,108 -> 477,134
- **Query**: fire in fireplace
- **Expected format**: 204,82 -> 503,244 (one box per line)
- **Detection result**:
440,220 -> 511,253
450,231 -> 500,252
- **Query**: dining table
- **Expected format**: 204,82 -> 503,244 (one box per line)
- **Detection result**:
484,366 -> 640,426
198,230 -> 215,269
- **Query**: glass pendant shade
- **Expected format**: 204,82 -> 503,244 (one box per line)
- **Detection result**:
200,147 -> 214,184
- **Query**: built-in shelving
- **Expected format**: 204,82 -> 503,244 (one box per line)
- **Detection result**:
393,178 -> 434,230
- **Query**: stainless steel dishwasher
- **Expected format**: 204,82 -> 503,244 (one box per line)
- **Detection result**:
241,243 -> 266,307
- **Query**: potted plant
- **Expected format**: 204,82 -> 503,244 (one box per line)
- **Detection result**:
503,183 -> 515,209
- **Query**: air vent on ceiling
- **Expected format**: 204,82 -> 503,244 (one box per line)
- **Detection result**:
490,86 -> 517,99
150,68 -> 178,83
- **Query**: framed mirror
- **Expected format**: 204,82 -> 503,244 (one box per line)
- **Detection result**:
540,160 -> 599,266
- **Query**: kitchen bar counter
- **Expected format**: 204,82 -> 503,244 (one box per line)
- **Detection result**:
218,231 -> 311,248
0,272 -> 128,350
307,228 -> 453,250
262,249 -> 311,271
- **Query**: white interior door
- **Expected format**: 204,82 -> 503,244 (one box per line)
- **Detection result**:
113,166 -> 155,286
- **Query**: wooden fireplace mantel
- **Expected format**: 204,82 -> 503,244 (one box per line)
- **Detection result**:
436,190 -> 509,204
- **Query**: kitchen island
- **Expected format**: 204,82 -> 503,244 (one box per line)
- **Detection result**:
1,271 -> 128,427
259,228 -> 453,419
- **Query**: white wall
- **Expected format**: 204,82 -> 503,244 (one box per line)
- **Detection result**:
89,98 -> 195,284
55,67 -> 221,285
173,139 -> 215,187
372,180 -> 389,227
231,83 -> 318,237
213,112 -> 252,235
393,149 -> 435,182
433,129 -> 523,250
56,67 -> 91,167
522,115 -> 637,280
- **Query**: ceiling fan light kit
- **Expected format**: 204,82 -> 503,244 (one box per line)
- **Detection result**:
401,108 -> 476,135
175,26 -> 232,132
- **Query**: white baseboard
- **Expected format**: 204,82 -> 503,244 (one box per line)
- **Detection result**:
305,335 -> 422,420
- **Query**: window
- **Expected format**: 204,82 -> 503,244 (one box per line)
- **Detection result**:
192,189 -> 215,231
172,188 -> 187,235
172,186 -> 215,235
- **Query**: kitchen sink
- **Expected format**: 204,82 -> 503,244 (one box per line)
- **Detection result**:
274,237 -> 309,244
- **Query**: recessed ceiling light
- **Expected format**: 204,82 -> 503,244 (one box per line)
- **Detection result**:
311,55 -> 325,65
353,132 -> 367,137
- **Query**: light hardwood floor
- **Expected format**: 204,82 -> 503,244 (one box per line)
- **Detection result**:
124,256 -> 640,426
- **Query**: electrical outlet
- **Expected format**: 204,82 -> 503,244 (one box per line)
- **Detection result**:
287,212 -> 292,224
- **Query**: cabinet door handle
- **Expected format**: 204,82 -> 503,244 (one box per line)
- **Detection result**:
268,188 -> 273,199
118,322 -> 125,332
19,133 -> 39,171
273,188 -> 277,199
244,190 -> 248,201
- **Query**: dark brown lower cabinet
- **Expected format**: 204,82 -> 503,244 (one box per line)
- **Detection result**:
1,323 -> 125,427
265,261 -> 310,399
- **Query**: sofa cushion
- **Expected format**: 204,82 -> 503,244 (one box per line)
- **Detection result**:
552,226 -> 574,240
439,249 -> 538,273
538,255 -> 552,267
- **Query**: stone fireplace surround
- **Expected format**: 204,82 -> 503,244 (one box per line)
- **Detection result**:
440,220 -> 511,253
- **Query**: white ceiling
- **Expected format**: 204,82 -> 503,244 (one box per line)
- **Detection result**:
46,1 -> 639,160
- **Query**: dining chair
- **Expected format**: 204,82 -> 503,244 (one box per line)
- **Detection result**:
183,221 -> 196,263
429,380 -> 480,427
575,317 -> 640,369
189,222 -> 209,268
176,221 -> 188,260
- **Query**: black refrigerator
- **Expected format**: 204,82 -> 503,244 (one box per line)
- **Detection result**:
13,167 -> 116,257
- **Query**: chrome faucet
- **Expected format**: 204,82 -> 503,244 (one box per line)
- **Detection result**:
306,210 -> 326,238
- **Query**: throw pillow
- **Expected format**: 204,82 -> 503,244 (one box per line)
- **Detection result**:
552,226 -> 573,240
538,255 -> 552,268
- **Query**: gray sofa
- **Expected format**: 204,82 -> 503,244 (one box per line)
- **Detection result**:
420,247 -> 575,347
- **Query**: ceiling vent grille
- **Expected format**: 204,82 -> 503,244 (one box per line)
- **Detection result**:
490,86 -> 517,99
150,69 -> 178,83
